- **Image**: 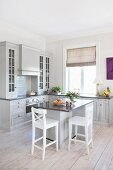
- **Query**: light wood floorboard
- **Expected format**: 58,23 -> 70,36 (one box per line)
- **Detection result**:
1,124 -> 113,170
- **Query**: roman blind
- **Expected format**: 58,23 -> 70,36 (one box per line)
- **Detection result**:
66,46 -> 96,67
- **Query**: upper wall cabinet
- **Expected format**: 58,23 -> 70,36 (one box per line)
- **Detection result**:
19,45 -> 40,76
38,53 -> 50,94
0,41 -> 18,99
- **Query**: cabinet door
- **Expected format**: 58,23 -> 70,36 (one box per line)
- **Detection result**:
97,99 -> 109,124
39,55 -> 50,94
10,99 -> 26,126
39,55 -> 44,90
45,57 -> 50,89
6,45 -> 17,99
98,100 -> 103,122
0,42 -> 18,99
101,99 -> 109,123
93,99 -> 103,123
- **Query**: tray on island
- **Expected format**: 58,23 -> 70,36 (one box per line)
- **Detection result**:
53,101 -> 65,106
53,103 -> 65,106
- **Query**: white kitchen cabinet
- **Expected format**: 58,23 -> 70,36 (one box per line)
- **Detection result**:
0,95 -> 48,130
92,98 -> 113,125
0,99 -> 26,130
19,44 -> 40,75
0,41 -> 18,99
71,96 -> 113,126
10,99 -> 26,126
39,53 -> 50,94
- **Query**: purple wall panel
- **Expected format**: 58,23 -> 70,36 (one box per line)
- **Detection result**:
106,57 -> 113,80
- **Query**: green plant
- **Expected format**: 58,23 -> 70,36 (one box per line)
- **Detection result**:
66,91 -> 79,101
51,86 -> 62,93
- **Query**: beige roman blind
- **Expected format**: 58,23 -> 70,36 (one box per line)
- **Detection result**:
66,46 -> 96,67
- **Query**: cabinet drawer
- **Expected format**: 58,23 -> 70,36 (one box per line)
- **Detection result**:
10,99 -> 26,115
11,114 -> 25,126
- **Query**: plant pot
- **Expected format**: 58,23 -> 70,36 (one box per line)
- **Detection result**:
52,92 -> 61,95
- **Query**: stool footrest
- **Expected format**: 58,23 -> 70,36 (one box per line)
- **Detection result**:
35,137 -> 43,143
34,140 -> 57,150
76,133 -> 85,137
46,140 -> 56,148
34,144 -> 43,150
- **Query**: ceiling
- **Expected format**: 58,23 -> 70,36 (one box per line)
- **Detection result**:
0,0 -> 113,41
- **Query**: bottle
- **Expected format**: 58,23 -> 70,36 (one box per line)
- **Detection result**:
66,101 -> 69,107
70,102 -> 72,107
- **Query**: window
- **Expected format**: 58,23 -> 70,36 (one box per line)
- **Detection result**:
66,46 -> 96,94
66,66 -> 96,94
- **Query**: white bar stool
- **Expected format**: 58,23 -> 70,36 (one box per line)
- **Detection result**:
31,107 -> 59,160
68,108 -> 93,154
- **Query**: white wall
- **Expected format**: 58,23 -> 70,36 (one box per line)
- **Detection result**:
46,41 -> 63,89
46,32 -> 113,95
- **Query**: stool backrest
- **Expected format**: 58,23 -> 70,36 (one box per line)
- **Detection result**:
31,107 -> 47,128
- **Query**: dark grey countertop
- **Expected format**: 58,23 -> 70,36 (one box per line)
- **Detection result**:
0,94 -> 46,101
48,93 -> 113,99
32,99 -> 93,112
80,94 -> 113,99
0,93 -> 113,101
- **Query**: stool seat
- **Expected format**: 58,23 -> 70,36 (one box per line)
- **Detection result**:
69,116 -> 92,126
69,116 -> 85,125
34,118 -> 59,129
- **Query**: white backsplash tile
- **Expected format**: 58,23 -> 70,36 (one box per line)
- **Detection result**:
17,76 -> 26,96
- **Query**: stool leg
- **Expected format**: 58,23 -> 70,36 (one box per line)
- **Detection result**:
31,126 -> 35,155
75,125 -> 78,143
85,125 -> 89,155
42,129 -> 46,160
68,122 -> 72,151
55,124 -> 58,151
90,123 -> 93,148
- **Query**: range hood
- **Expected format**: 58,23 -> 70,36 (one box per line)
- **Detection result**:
18,69 -> 40,76
19,44 -> 40,76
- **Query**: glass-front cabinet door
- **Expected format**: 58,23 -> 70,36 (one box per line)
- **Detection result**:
0,42 -> 18,99
39,55 -> 50,94
9,49 -> 15,92
7,44 -> 17,98
39,55 -> 44,90
46,57 -> 49,89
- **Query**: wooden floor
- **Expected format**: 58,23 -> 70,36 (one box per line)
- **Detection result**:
1,124 -> 113,170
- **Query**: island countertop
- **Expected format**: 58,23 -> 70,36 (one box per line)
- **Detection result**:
32,99 -> 93,112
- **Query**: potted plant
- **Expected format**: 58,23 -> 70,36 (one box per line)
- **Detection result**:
66,91 -> 79,102
51,86 -> 62,94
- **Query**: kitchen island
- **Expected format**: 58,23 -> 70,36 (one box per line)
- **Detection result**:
48,94 -> 113,126
33,99 -> 93,148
